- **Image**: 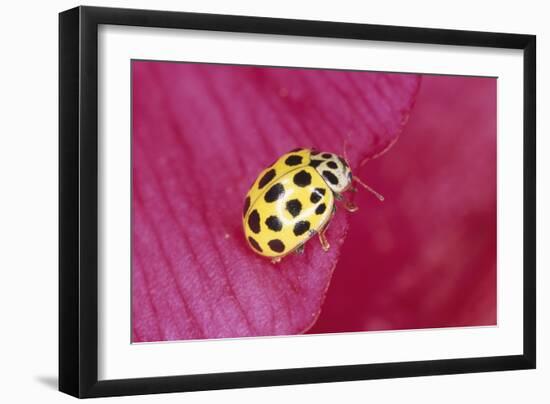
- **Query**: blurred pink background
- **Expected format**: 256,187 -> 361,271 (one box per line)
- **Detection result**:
132,61 -> 496,342
309,75 -> 496,334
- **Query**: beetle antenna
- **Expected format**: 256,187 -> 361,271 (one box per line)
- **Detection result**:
343,138 -> 350,164
342,134 -> 351,165
353,176 -> 384,201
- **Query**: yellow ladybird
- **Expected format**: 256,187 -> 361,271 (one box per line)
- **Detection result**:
243,148 -> 383,263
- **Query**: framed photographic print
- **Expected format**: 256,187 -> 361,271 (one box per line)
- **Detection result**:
59,6 -> 536,398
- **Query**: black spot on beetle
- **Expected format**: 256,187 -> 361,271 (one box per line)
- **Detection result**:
315,203 -> 327,215
293,170 -> 312,187
309,159 -> 323,168
327,161 -> 338,169
243,196 -> 250,217
322,153 -> 332,159
293,221 -> 311,236
286,199 -> 302,217
310,188 -> 326,203
248,209 -> 261,233
284,155 -> 303,166
322,170 -> 339,185
265,215 -> 283,232
248,237 -> 262,252
258,168 -> 276,189
264,183 -> 285,202
268,239 -> 285,253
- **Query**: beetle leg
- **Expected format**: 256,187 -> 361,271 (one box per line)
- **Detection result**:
294,244 -> 305,255
336,193 -> 358,212
343,200 -> 358,212
318,228 -> 330,252
271,256 -> 282,264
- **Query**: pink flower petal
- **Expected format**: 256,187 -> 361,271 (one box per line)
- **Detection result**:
308,75 -> 497,334
132,61 -> 420,342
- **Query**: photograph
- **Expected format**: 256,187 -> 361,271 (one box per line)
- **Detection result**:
131,60 -> 497,343
0,0 -> 543,401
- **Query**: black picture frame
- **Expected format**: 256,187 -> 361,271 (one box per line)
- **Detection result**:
59,5 -> 536,398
